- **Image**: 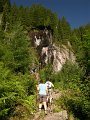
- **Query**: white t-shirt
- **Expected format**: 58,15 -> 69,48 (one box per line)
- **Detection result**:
38,83 -> 47,95
45,81 -> 54,88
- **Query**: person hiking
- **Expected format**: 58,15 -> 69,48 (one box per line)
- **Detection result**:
37,79 -> 48,115
45,80 -> 54,105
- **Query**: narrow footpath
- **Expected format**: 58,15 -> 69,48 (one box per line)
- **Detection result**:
32,90 -> 68,120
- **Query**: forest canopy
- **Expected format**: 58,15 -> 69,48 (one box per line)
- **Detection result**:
0,1 -> 90,120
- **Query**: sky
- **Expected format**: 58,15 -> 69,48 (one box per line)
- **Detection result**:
10,0 -> 90,29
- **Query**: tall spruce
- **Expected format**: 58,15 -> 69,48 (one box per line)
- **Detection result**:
1,1 -> 10,30
59,17 -> 71,43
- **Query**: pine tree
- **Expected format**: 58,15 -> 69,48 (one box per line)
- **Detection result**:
0,0 -> 3,13
59,17 -> 71,43
1,1 -> 10,30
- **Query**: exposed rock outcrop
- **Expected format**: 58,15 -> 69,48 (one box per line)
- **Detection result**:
52,44 -> 75,72
29,29 -> 75,72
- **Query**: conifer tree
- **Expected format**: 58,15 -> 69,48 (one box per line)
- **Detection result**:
59,17 -> 71,43
0,0 -> 3,13
1,1 -> 10,30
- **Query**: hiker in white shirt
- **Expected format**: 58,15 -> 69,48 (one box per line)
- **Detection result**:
45,81 -> 54,104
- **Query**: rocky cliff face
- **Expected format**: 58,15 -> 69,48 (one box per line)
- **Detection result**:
29,29 -> 75,72
51,44 -> 75,72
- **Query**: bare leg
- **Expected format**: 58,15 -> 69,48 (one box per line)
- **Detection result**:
39,103 -> 42,112
43,102 -> 47,114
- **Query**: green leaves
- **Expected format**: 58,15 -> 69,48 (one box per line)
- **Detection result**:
1,22 -> 30,73
0,63 -> 37,119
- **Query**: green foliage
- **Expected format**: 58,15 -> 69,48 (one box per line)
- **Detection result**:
0,62 -> 37,119
0,28 -> 5,59
0,18 -> 39,119
1,1 -> 10,30
6,4 -> 59,38
2,22 -> 29,73
22,95 -> 37,114
39,64 -> 53,82
9,3 -> 19,27
62,90 -> 90,120
0,0 -> 10,13
52,62 -> 90,120
0,0 -> 3,13
57,17 -> 71,44
1,21 -> 39,74
0,2 -> 90,120
71,24 -> 90,76
51,62 -> 83,90
29,4 -> 58,28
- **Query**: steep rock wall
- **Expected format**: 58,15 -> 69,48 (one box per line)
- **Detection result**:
29,29 -> 75,72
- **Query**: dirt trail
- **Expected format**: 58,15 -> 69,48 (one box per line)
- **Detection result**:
32,90 -> 68,120
43,110 -> 68,120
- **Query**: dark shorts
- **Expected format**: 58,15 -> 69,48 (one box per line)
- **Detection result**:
39,95 -> 47,103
